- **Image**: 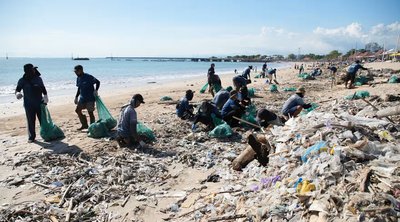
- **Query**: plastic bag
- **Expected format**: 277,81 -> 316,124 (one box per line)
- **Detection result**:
95,96 -> 117,129
354,75 -> 368,85
248,88 -> 255,97
208,123 -> 233,138
297,73 -> 314,80
389,75 -> 399,83
160,96 -> 173,101
344,91 -> 370,100
301,141 -> 327,163
225,86 -> 233,92
283,87 -> 296,92
270,84 -> 278,92
241,104 -> 257,126
213,84 -> 222,93
211,114 -> 224,126
88,120 -> 109,138
40,104 -> 65,142
301,103 -> 318,115
137,121 -> 156,142
199,83 -> 208,93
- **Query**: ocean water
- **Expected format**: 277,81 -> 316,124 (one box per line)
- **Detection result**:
0,58 -> 290,103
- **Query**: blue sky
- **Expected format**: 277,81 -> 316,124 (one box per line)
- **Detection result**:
0,0 -> 399,57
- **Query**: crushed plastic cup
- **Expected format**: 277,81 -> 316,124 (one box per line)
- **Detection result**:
296,180 -> 316,194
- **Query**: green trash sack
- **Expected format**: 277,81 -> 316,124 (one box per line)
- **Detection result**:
95,96 -> 117,129
270,84 -> 278,92
344,91 -> 370,100
254,73 -> 261,78
199,83 -> 209,93
137,121 -> 156,142
389,75 -> 399,83
301,103 -> 319,115
160,96 -> 173,101
88,120 -> 109,138
213,84 -> 222,93
241,104 -> 257,126
40,104 -> 65,142
298,73 -> 314,80
208,123 -> 233,138
248,88 -> 256,97
283,87 -> 297,91
226,86 -> 233,92
211,114 -> 224,126
354,76 -> 368,85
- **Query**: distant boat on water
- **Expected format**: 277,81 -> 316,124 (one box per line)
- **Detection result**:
73,57 -> 90,60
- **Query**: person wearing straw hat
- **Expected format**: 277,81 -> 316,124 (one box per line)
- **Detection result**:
281,87 -> 311,118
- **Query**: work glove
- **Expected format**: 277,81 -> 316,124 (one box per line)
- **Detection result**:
302,103 -> 312,109
93,90 -> 98,97
74,97 -> 78,105
15,92 -> 23,100
42,95 -> 49,104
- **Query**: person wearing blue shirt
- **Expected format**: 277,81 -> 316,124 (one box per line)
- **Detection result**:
232,75 -> 249,91
241,65 -> 253,80
221,90 -> 246,127
261,62 -> 267,78
281,87 -> 311,118
212,88 -> 230,110
74,65 -> 100,130
15,64 -> 49,143
176,90 -> 195,120
345,60 -> 368,89
116,94 -> 146,148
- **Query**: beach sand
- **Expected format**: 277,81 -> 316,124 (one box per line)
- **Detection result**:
0,61 -> 399,221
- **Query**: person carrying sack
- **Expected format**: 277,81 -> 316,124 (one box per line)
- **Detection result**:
15,64 -> 49,143
73,65 -> 100,130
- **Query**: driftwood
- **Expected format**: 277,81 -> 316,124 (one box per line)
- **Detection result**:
361,98 -> 394,123
232,146 -> 256,171
376,106 -> 400,118
208,214 -> 247,221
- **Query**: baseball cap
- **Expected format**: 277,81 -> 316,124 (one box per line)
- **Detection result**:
24,64 -> 38,72
132,94 -> 145,104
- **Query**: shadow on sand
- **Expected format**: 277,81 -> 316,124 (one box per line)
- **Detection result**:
33,140 -> 82,156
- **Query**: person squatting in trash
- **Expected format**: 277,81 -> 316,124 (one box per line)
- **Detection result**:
281,87 -> 312,118
256,108 -> 286,128
15,64 -> 49,143
176,89 -> 195,120
74,65 -> 100,130
221,90 -> 246,127
191,100 -> 222,131
116,94 -> 146,148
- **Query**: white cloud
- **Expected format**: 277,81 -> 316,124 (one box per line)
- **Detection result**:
313,22 -> 365,38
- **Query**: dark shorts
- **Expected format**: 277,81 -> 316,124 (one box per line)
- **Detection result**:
76,101 -> 95,112
346,72 -> 356,82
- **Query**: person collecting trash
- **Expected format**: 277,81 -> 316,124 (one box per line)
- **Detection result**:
176,90 -> 195,120
15,64 -> 49,143
281,87 -> 312,119
345,60 -> 368,89
116,94 -> 146,148
73,65 -> 100,130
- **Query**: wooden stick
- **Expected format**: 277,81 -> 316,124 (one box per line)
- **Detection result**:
120,212 -> 129,222
121,195 -> 130,207
65,199 -> 74,222
268,149 -> 289,157
208,214 -> 247,221
49,215 -> 59,222
33,181 -> 53,189
233,116 -> 261,129
59,177 -> 80,207
176,205 -> 207,218
361,98 -> 395,123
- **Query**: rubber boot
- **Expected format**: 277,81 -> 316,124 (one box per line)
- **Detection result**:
248,134 -> 270,166
89,112 -> 95,124
77,114 -> 88,130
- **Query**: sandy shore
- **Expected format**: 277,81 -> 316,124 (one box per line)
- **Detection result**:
0,61 -> 399,221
